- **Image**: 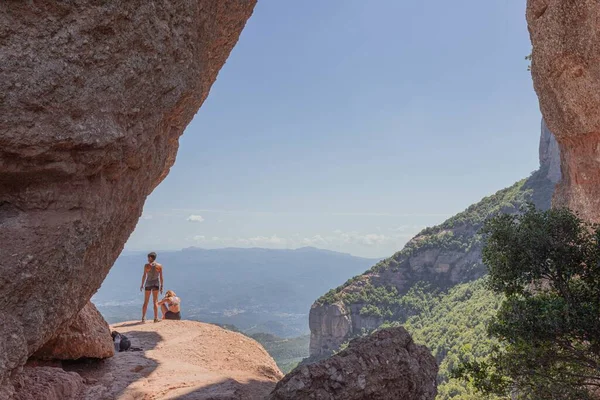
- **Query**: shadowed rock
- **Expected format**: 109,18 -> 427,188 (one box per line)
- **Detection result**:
269,327 -> 438,400
527,0 -> 600,221
32,302 -> 114,361
12,367 -> 84,400
0,1 -> 255,396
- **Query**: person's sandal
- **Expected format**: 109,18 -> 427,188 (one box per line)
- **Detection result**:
154,318 -> 160,323
141,318 -> 146,323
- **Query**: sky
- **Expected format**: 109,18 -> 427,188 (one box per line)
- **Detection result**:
125,0 -> 542,258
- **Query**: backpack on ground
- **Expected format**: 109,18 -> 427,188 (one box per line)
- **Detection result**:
111,331 -> 131,352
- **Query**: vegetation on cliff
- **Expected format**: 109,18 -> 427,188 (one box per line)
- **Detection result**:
317,167 -> 553,308
376,279 -> 503,399
250,333 -> 310,374
311,167 -> 556,399
456,207 -> 600,399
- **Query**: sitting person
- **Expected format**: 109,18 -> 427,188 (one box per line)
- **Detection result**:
158,290 -> 182,320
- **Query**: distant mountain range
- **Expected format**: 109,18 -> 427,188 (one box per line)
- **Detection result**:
93,246 -> 378,337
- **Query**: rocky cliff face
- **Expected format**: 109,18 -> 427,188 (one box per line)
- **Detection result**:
270,327 -> 437,400
540,119 -> 561,184
309,121 -> 560,357
0,2 -> 255,396
527,0 -> 600,222
309,302 -> 352,356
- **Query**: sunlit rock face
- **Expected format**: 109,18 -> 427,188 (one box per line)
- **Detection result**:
0,1 -> 255,396
527,0 -> 600,221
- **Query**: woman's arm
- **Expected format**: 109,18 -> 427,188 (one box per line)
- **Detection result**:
159,266 -> 164,294
140,266 -> 147,292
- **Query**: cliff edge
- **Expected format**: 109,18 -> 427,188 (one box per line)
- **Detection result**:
16,320 -> 283,400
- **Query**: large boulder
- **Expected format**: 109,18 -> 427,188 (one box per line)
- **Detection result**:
269,327 -> 438,400
32,302 -> 113,361
0,1 -> 256,395
527,0 -> 600,221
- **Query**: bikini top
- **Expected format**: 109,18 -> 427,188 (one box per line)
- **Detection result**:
167,296 -> 180,306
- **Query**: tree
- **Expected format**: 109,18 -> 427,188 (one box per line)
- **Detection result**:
455,206 -> 600,399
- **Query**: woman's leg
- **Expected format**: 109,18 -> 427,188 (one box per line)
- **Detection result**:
142,289 -> 151,321
152,289 -> 159,321
161,304 -> 168,318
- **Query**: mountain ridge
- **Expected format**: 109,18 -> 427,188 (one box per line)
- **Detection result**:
308,120 -> 560,357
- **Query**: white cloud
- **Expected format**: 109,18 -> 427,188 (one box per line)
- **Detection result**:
248,235 -> 286,245
359,233 -> 387,246
388,225 -> 426,236
187,215 -> 205,223
141,214 -> 153,220
302,235 -> 329,246
319,230 -> 410,247
184,229 -> 413,254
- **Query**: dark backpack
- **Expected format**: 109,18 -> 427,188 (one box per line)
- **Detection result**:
111,331 -> 131,352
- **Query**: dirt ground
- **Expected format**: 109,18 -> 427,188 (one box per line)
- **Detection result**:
65,320 -> 283,400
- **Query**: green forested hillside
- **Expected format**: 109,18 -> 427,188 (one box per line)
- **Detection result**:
250,333 -> 310,374
309,168 -> 556,398
327,279 -> 504,398
317,169 -> 553,317
387,279 -> 504,399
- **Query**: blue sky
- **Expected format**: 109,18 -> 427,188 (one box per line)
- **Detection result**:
125,0 -> 542,258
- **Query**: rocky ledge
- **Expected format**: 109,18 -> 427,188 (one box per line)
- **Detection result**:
269,327 -> 438,400
14,320 -> 283,400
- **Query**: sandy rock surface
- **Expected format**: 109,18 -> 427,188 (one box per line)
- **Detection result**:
67,320 -> 282,400
0,1 -> 255,395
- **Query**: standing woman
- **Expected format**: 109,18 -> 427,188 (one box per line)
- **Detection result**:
140,252 -> 163,323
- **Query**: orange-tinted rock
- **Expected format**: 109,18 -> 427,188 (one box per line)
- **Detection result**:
527,0 -> 600,221
33,302 -> 114,361
0,1 -> 255,394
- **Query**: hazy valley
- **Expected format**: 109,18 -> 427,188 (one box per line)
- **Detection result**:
94,247 -> 377,338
